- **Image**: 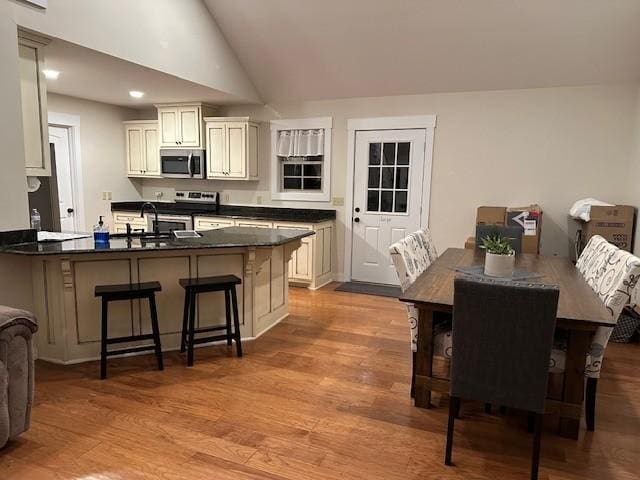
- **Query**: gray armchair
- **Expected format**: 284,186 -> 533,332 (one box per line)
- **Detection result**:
0,306 -> 38,449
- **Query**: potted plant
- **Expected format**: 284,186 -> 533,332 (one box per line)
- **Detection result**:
480,234 -> 515,277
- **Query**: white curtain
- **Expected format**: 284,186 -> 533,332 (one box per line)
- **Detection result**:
276,129 -> 324,157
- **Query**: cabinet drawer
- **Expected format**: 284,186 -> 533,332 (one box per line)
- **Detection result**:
236,220 -> 272,228
113,212 -> 148,225
194,217 -> 235,230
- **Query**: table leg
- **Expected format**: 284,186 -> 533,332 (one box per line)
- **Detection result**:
558,329 -> 591,439
415,308 -> 434,409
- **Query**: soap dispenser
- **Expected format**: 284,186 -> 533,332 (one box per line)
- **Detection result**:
93,216 -> 110,245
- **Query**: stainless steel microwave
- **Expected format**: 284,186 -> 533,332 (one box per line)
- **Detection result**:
160,149 -> 205,179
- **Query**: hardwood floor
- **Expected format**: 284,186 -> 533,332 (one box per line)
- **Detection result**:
2,284 -> 639,479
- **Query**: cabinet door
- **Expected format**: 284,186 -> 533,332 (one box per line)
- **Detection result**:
125,126 -> 144,175
142,126 -> 160,176
159,108 -> 179,146
206,123 -> 226,178
226,122 -> 247,178
178,106 -> 200,147
19,44 -> 50,176
274,223 -> 314,282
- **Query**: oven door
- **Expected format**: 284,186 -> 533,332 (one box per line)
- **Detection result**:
150,215 -> 193,233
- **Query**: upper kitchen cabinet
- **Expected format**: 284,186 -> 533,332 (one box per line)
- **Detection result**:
205,117 -> 259,181
124,120 -> 160,177
155,102 -> 216,149
18,29 -> 51,177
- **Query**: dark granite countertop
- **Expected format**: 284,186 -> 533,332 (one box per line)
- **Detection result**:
0,227 -> 313,256
110,201 -> 336,223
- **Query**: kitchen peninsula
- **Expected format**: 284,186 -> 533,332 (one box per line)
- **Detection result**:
1,227 -> 312,364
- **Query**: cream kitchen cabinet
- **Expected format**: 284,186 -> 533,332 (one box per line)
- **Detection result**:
205,117 -> 259,180
156,103 -> 216,149
18,30 -> 51,177
124,121 -> 160,177
112,212 -> 149,233
193,216 -> 235,231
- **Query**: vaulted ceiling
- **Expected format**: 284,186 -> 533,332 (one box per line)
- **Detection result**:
205,0 -> 640,103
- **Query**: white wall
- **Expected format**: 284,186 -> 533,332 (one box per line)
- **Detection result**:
10,0 -> 260,103
47,94 -> 143,231
629,85 -> 640,256
0,2 -> 29,230
141,84 -> 639,279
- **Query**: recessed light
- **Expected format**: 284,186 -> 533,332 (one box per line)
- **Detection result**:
43,69 -> 60,80
129,90 -> 145,99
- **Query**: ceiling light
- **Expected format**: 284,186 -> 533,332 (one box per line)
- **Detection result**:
129,90 -> 145,99
43,69 -> 60,80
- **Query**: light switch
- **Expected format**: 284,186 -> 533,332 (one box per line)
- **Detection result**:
102,191 -> 113,200
256,195 -> 263,205
332,197 -> 344,206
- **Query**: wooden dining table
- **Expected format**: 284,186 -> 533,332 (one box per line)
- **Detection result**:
400,248 -> 614,440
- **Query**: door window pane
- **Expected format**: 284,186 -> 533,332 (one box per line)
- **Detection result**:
367,190 -> 379,212
394,191 -> 408,213
397,142 -> 410,165
380,190 -> 394,212
369,143 -> 381,165
383,143 -> 396,165
381,167 -> 395,188
395,167 -> 409,189
368,167 -> 380,188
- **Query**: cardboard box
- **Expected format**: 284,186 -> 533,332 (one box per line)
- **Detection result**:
464,236 -> 475,249
581,205 -> 635,252
472,204 -> 542,254
476,206 -> 507,226
507,205 -> 542,254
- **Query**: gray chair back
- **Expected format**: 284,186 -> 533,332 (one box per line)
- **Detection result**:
475,225 -> 523,254
451,277 -> 559,414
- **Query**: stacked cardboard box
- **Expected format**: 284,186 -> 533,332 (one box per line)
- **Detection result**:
465,204 -> 543,254
578,205 -> 635,252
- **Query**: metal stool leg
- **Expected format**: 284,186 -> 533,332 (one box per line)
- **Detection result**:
180,290 -> 189,353
148,293 -> 164,371
187,290 -> 197,366
100,298 -> 109,380
230,286 -> 242,357
224,288 -> 233,346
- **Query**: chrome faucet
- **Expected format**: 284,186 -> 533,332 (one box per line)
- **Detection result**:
140,202 -> 159,235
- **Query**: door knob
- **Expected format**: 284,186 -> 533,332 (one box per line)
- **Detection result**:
355,207 -> 360,213
354,217 -> 360,223
67,208 -> 74,214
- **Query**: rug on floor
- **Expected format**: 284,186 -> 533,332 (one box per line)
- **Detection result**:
334,282 -> 401,298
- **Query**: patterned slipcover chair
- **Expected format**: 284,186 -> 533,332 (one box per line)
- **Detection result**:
550,235 -> 640,430
389,230 -> 452,395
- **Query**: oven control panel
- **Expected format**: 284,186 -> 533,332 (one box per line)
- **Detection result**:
175,191 -> 219,203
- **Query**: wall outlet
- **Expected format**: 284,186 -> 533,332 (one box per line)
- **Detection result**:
256,195 -> 263,205
154,191 -> 164,199
102,191 -> 112,200
332,197 -> 344,206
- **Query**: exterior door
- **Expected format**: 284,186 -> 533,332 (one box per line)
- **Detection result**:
49,126 -> 76,232
351,129 -> 427,285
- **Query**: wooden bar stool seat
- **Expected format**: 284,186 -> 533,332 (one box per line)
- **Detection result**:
179,275 -> 242,366
94,281 -> 164,379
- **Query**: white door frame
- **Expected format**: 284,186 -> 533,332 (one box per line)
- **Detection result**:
344,115 -> 436,282
48,112 -> 86,232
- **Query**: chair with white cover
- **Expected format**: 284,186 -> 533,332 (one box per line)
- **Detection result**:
389,229 -> 452,397
549,235 -> 640,431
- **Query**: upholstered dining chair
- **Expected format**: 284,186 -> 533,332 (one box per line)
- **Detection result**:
549,235 -> 640,431
389,229 -> 451,396
445,277 -> 559,480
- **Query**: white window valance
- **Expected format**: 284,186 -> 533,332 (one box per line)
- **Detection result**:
276,129 -> 325,157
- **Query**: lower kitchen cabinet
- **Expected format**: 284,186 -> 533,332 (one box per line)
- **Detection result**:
112,212 -> 149,233
194,216 -> 333,289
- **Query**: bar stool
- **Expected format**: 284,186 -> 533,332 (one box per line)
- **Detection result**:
179,275 -> 243,366
94,281 -> 164,379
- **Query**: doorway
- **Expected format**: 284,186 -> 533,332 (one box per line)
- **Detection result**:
345,116 -> 436,285
49,126 -> 77,231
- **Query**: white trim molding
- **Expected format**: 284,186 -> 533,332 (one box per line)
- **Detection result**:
270,116 -> 333,202
344,115 -> 436,282
48,112 -> 86,233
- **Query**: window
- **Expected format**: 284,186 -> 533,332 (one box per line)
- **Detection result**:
366,141 -> 410,214
270,117 -> 332,201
